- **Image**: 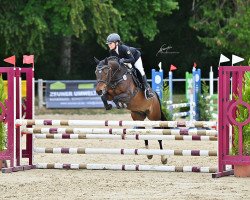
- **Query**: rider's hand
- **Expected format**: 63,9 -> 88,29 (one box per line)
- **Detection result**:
119,58 -> 125,64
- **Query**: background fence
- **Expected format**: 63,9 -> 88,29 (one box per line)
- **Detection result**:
35,78 -> 218,109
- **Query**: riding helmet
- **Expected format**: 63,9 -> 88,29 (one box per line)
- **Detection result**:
106,33 -> 121,44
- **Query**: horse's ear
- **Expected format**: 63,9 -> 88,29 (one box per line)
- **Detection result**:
104,57 -> 108,64
94,57 -> 100,64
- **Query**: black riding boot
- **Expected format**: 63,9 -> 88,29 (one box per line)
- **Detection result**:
101,95 -> 112,110
142,75 -> 154,99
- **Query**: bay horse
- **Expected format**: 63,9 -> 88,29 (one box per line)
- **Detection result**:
95,56 -> 167,164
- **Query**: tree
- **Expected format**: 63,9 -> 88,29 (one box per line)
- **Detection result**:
0,0 -> 119,76
0,0 -> 179,79
113,0 -> 179,42
190,0 -> 250,61
0,0 -> 48,56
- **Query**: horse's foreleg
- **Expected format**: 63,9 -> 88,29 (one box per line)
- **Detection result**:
101,95 -> 112,110
113,93 -> 130,109
158,140 -> 168,164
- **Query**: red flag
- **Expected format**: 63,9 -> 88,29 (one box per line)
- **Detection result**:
23,55 -> 34,64
170,64 -> 177,71
4,55 -> 16,65
193,62 -> 197,68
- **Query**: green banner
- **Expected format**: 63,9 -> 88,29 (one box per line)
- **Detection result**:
185,72 -> 193,101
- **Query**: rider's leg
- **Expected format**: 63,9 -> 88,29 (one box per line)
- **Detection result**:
101,95 -> 112,110
134,57 -> 154,99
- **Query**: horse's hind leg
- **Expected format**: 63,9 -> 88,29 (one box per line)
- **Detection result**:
145,140 -> 153,159
158,139 -> 168,164
147,103 -> 168,164
131,112 -> 153,160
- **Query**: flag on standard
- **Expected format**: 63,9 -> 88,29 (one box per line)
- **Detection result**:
219,54 -> 230,65
232,54 -> 244,65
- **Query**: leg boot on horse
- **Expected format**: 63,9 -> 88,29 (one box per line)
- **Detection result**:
101,95 -> 112,110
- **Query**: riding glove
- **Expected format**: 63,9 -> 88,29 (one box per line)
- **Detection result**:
119,58 -> 125,64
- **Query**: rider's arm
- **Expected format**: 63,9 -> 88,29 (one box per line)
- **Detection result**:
121,45 -> 135,64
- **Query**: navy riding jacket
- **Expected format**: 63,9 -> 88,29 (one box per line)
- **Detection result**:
109,44 -> 141,64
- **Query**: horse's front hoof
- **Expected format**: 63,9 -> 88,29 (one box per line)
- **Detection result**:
105,104 -> 112,110
147,155 -> 153,159
161,155 -> 168,164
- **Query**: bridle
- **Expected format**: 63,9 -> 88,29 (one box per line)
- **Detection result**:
96,61 -> 128,89
96,64 -> 112,85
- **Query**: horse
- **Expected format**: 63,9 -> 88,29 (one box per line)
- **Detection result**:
94,56 -> 167,164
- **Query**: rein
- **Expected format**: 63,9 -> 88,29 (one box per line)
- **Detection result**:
108,68 -> 129,89
107,63 -> 138,98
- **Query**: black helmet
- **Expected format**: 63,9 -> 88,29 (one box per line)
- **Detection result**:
106,33 -> 121,44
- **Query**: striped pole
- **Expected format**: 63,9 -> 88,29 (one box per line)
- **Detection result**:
36,163 -> 217,173
16,119 -> 217,128
34,147 -> 217,156
166,102 -> 196,109
22,127 -> 218,136
173,111 -> 196,118
34,134 -> 217,141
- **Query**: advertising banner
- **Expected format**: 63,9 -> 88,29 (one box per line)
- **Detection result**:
45,81 -> 107,108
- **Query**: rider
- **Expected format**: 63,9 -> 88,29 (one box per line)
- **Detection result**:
106,33 -> 154,99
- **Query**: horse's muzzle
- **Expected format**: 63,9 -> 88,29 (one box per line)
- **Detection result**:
96,89 -> 104,96
96,82 -> 108,96
96,87 -> 107,96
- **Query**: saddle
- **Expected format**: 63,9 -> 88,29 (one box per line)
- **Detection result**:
127,67 -> 143,90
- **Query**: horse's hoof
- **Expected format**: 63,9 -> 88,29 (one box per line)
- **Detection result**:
105,104 -> 112,110
161,156 -> 168,164
147,155 -> 153,159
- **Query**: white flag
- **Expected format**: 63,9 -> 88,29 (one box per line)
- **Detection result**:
232,54 -> 244,65
219,54 -> 230,64
158,62 -> 162,71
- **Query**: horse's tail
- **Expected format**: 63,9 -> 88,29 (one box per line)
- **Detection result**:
154,92 -> 167,121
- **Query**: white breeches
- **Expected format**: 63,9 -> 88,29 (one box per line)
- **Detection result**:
134,57 -> 145,76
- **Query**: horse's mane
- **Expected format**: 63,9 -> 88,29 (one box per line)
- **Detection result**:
98,56 -> 120,68
98,56 -> 119,67
107,56 -> 119,62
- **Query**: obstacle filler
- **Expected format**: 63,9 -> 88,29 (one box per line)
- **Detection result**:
0,56 -> 219,174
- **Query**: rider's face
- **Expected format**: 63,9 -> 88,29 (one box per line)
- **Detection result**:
108,42 -> 116,50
